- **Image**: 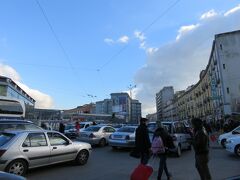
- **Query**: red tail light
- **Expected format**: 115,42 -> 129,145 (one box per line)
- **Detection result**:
172,135 -> 177,141
89,133 -> 96,138
0,150 -> 6,157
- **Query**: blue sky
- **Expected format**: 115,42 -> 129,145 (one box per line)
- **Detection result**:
0,0 -> 240,114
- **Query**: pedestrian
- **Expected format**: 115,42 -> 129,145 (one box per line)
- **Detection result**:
135,117 -> 151,165
152,127 -> 172,180
59,122 -> 65,133
192,118 -> 212,180
75,121 -> 80,136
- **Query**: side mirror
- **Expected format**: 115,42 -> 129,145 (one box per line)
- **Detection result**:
232,131 -> 239,135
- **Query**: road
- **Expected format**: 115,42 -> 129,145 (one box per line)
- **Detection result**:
26,142 -> 240,180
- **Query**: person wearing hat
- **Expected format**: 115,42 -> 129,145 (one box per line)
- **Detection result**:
135,117 -> 151,165
192,118 -> 212,180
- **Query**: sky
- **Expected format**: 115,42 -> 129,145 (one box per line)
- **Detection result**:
0,0 -> 240,116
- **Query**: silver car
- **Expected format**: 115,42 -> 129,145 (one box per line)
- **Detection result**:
79,125 -> 116,147
0,130 -> 92,176
109,126 -> 137,149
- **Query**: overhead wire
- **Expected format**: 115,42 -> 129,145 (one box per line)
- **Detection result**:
98,0 -> 181,70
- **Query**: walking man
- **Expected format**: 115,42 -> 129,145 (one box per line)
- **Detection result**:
192,118 -> 212,180
135,117 -> 151,165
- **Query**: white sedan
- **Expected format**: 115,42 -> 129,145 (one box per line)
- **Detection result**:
225,136 -> 240,157
218,125 -> 240,148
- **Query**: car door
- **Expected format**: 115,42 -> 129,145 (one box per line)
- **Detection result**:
47,132 -> 77,164
21,132 -> 50,168
103,127 -> 115,141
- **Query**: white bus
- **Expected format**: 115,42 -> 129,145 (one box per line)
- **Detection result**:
0,96 -> 25,119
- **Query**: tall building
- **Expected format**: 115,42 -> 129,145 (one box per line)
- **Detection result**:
96,99 -> 112,114
130,99 -> 141,123
159,30 -> 240,121
111,93 -> 132,122
156,86 -> 174,121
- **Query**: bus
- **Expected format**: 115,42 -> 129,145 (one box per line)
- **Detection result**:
0,96 -> 25,119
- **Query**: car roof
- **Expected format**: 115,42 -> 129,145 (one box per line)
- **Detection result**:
120,125 -> 137,128
80,122 -> 93,124
0,120 -> 34,124
2,129 -> 60,135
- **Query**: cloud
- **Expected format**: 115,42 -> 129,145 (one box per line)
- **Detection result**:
224,4 -> 240,16
134,4 -> 240,116
118,35 -> 129,44
104,38 -> 114,45
176,24 -> 199,40
134,31 -> 146,41
0,63 -> 54,109
200,9 -> 218,20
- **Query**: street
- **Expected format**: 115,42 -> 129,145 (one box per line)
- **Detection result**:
26,142 -> 240,180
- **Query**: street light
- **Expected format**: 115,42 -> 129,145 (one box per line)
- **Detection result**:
128,84 -> 136,99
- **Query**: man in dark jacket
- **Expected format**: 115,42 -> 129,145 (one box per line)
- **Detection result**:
192,118 -> 212,180
135,117 -> 151,165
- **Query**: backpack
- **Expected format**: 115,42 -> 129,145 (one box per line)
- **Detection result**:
151,136 -> 165,154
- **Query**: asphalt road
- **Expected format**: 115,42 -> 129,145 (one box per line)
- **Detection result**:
26,142 -> 240,180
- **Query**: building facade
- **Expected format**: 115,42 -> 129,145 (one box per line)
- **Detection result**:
159,30 -> 240,122
156,86 -> 174,121
0,76 -> 35,118
111,93 -> 132,122
96,99 -> 112,115
130,99 -> 141,123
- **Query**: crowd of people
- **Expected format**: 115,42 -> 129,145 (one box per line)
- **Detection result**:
134,117 -> 211,180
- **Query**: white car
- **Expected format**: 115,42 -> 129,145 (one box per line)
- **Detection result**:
218,125 -> 240,148
225,136 -> 240,157
80,122 -> 93,132
79,125 -> 116,147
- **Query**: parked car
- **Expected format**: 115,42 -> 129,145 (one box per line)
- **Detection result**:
218,125 -> 240,148
162,121 -> 192,157
225,136 -> 240,157
80,122 -> 93,132
0,171 -> 26,180
0,130 -> 92,176
64,124 -> 78,139
79,125 -> 116,147
0,120 -> 42,132
109,126 -> 137,149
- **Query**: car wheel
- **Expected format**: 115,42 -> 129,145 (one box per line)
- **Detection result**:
75,150 -> 89,165
176,145 -> 182,157
221,139 -> 226,148
234,145 -> 240,157
99,138 -> 106,147
5,159 -> 28,176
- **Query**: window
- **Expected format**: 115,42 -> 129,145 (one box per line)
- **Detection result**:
220,44 -> 223,50
23,133 -> 47,147
47,132 -> 68,146
227,87 -> 230,94
0,133 -> 15,146
223,64 -> 225,69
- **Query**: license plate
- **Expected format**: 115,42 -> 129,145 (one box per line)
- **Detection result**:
114,135 -> 122,139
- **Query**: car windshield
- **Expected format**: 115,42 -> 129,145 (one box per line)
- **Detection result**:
65,125 -> 75,130
0,132 -> 15,146
117,127 -> 136,133
84,126 -> 101,132
113,124 -> 122,128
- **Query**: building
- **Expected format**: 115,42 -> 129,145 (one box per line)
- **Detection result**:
110,93 -> 132,122
33,108 -> 62,120
146,112 -> 158,122
0,75 -> 35,118
130,99 -> 141,123
156,86 -> 174,121
96,99 -> 112,115
160,30 -> 240,122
